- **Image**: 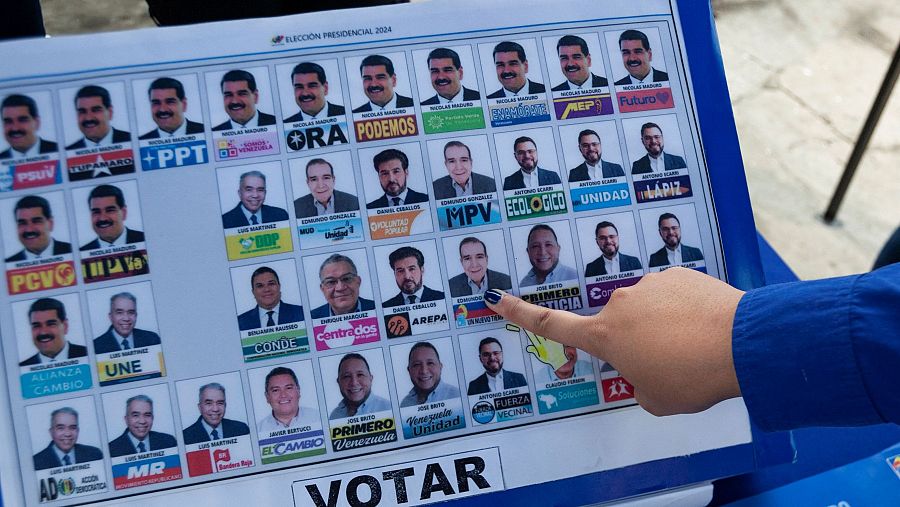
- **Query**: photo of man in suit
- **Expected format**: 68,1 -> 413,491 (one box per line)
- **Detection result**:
80,184 -> 145,251
648,212 -> 704,267
108,394 -> 177,457
551,35 -> 608,91
237,266 -> 304,331
93,292 -> 161,354
631,122 -> 686,175
432,141 -> 496,200
257,367 -> 320,433
520,224 -> 578,287
33,407 -> 103,470
382,246 -> 444,308
310,254 -> 375,318
366,148 -> 429,209
293,158 -> 359,218
486,41 -> 545,99
283,62 -> 345,122
568,129 -> 624,182
212,70 -> 276,131
65,85 -> 131,150
5,195 -> 71,262
182,383 -> 250,445
467,337 -> 527,395
138,77 -> 204,140
221,170 -> 289,229
352,55 -> 414,113
584,221 -> 642,277
1,94 -> 58,159
614,29 -> 669,86
421,48 -> 480,105
448,237 -> 512,297
20,298 -> 87,367
400,342 -> 460,407
502,136 -> 561,191
329,353 -> 392,419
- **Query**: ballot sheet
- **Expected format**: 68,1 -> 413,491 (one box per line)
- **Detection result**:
0,1 -> 759,505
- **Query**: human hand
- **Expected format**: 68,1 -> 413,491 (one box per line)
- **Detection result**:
484,267 -> 745,416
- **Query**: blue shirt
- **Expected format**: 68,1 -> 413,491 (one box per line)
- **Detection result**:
733,263 -> 900,431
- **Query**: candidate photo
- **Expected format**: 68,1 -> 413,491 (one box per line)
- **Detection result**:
381,245 -> 444,308
631,121 -> 686,175
568,129 -> 624,182
614,29 -> 669,85
584,221 -> 643,277
212,69 -> 276,131
399,342 -> 460,407
486,41 -> 545,98
532,345 -> 594,384
432,140 -> 496,200
65,85 -> 131,149
648,212 -> 704,267
293,157 -> 359,219
93,291 -> 161,353
1,94 -> 58,159
502,136 -> 561,191
33,407 -> 103,470
420,47 -> 480,105
79,184 -> 145,251
352,54 -> 413,113
108,394 -> 177,457
519,224 -> 578,287
138,77 -> 205,140
467,336 -> 527,395
182,382 -> 250,445
310,253 -> 375,318
237,265 -> 304,331
257,366 -> 321,433
365,148 -> 429,209
221,170 -> 289,228
329,352 -> 392,419
5,194 -> 71,262
448,236 -> 512,298
283,61 -> 345,122
551,35 -> 608,91
20,297 -> 87,367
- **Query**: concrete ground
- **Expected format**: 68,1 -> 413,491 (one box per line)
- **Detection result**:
39,0 -> 900,279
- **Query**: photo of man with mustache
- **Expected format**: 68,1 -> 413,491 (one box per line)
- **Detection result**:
365,148 -> 428,209
5,194 -> 71,262
486,41 -> 545,99
551,35 -> 608,91
138,77 -> 204,140
420,47 -> 480,105
614,29 -> 670,85
19,297 -> 87,367
351,54 -> 414,113
65,85 -> 131,149
283,61 -> 345,122
212,69 -> 276,131
79,184 -> 145,251
0,94 -> 58,159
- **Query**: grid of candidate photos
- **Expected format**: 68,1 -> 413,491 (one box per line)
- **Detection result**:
0,21 -> 719,503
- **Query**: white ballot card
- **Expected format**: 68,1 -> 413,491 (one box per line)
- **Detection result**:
0,1 -> 754,505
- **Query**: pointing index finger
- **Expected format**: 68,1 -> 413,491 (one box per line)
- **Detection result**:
485,290 -> 600,355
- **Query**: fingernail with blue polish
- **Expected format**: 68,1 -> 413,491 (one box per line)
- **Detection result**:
484,289 -> 502,305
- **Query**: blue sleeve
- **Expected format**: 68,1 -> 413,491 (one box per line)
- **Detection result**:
732,263 -> 900,431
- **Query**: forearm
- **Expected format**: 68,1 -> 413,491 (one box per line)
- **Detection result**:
733,264 -> 900,431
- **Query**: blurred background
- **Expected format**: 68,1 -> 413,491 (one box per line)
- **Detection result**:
32,0 -> 900,279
